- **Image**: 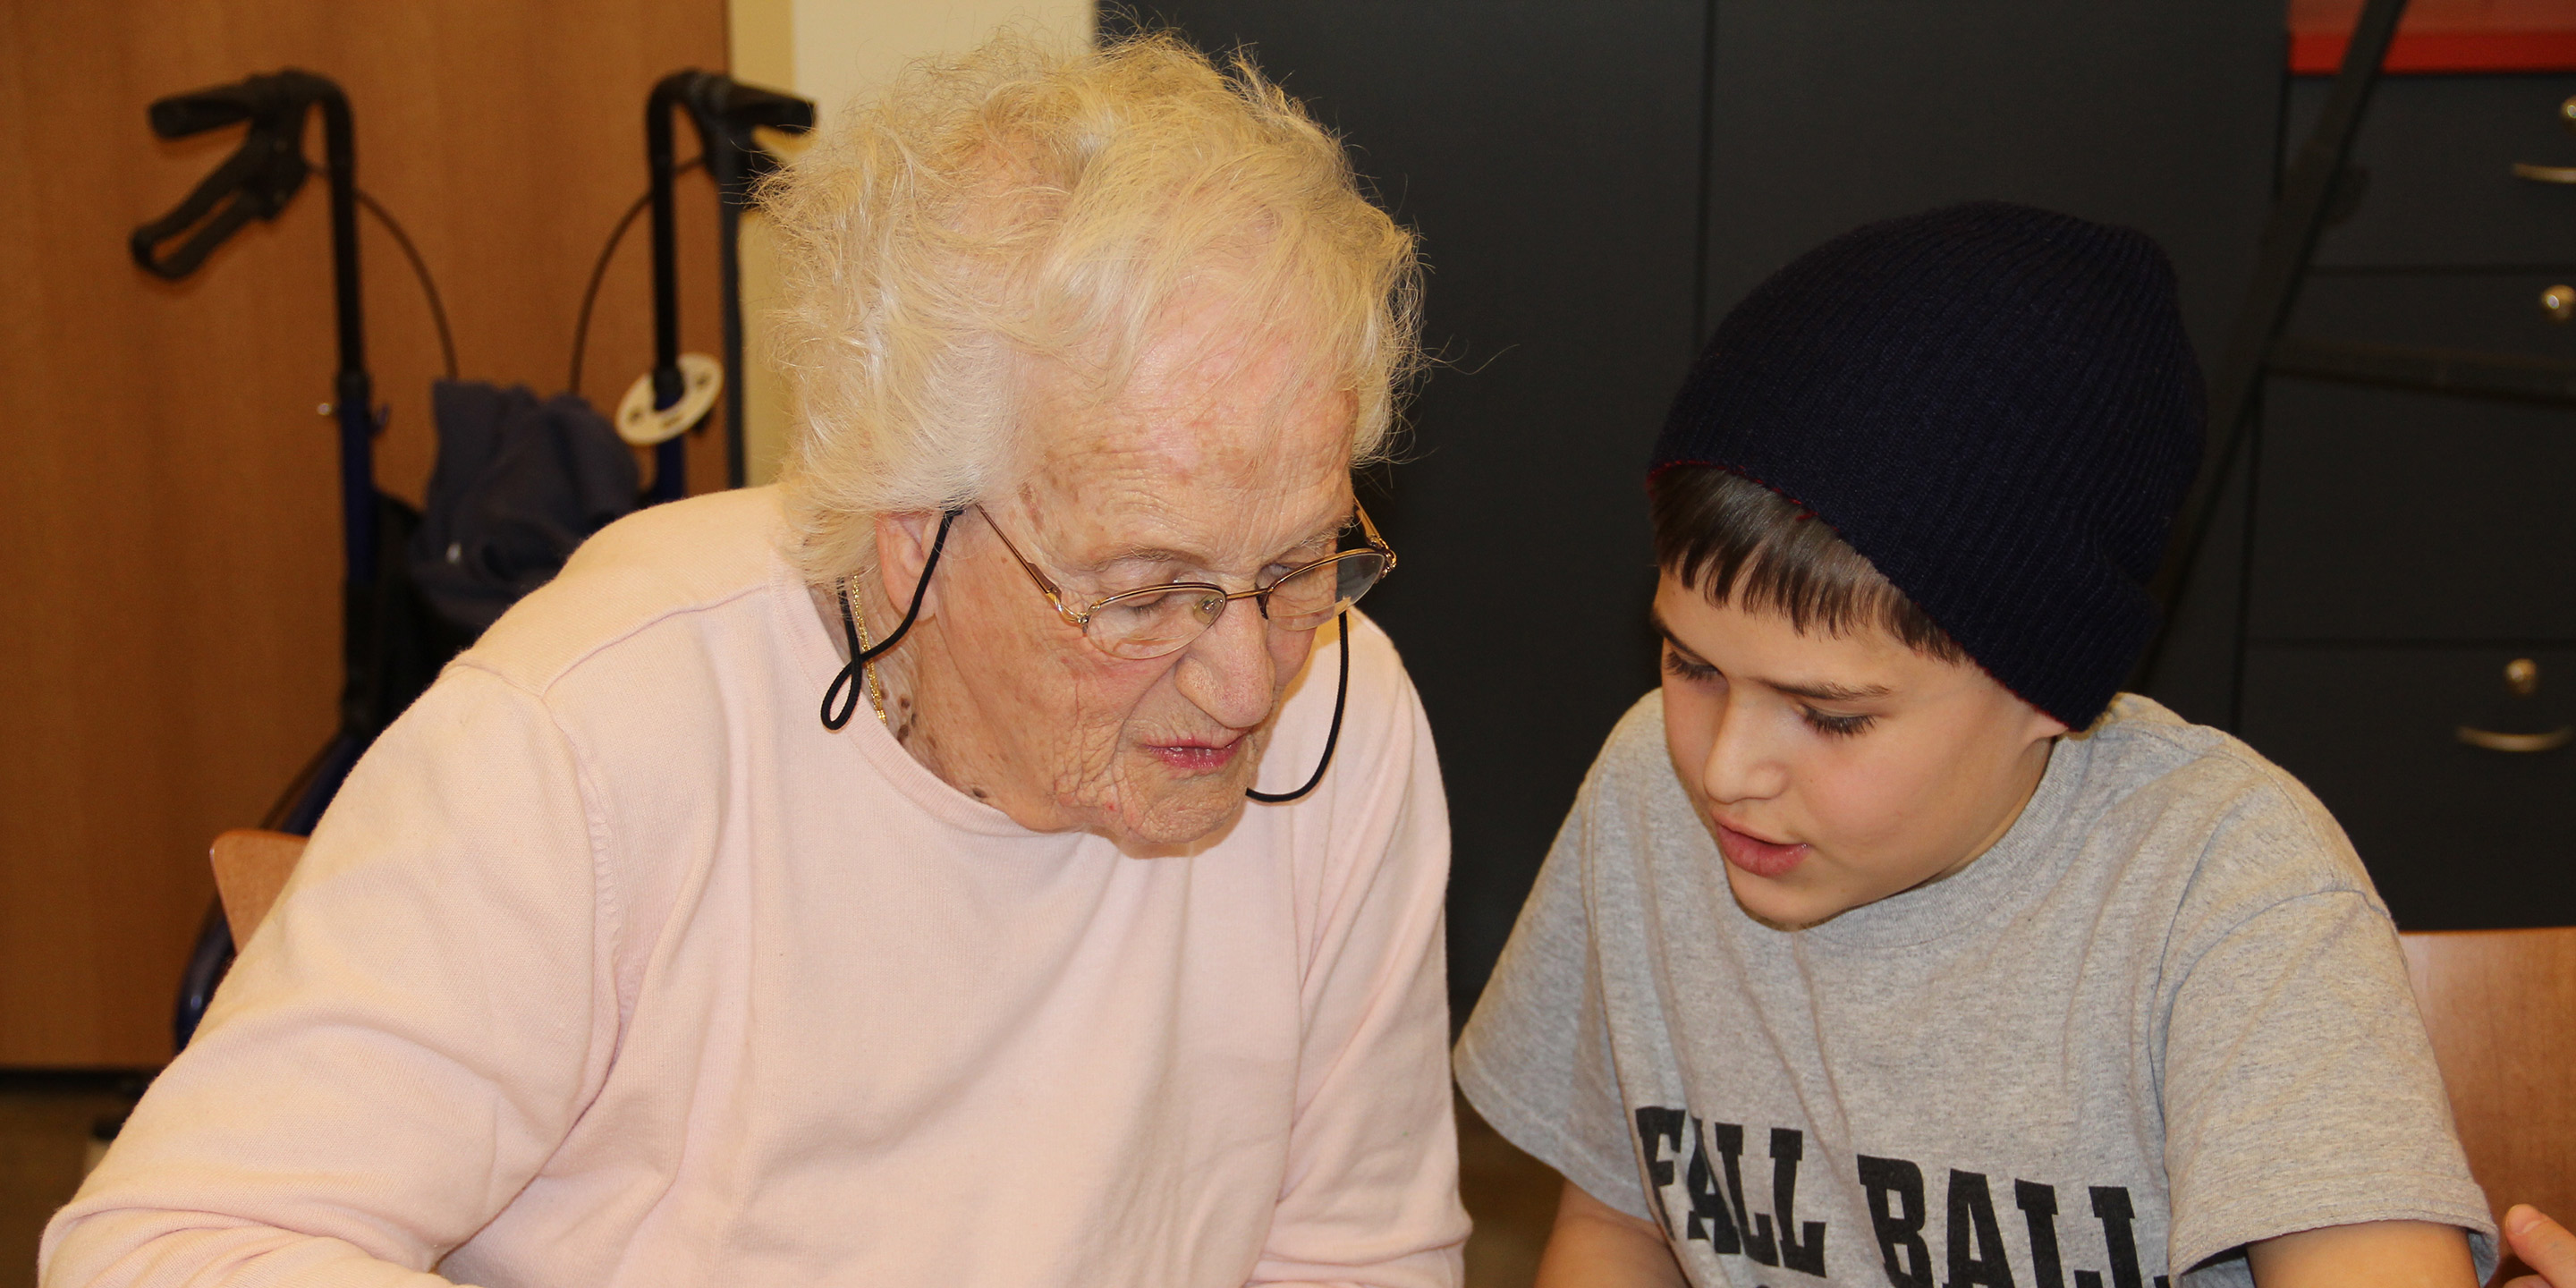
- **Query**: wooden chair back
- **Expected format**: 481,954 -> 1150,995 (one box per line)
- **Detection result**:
2401,927 -> 2576,1243
208,828 -> 308,945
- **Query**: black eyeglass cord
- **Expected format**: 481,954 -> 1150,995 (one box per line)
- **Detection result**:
821,509 -> 959,731
1245,610 -> 1349,805
818,510 -> 1348,805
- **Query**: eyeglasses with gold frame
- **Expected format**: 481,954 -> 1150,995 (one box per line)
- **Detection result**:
978,503 -> 1396,661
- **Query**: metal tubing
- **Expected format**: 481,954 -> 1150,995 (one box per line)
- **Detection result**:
313,84 -> 377,595
647,78 -> 685,381
2137,0 -> 2410,678
640,72 -> 812,501
646,76 -> 691,503
716,193 -> 746,488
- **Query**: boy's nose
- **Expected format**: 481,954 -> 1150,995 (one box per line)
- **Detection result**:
1699,701 -> 1790,805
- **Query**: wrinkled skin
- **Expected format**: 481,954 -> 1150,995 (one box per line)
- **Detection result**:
1652,573 -> 2068,930
849,304 -> 1358,850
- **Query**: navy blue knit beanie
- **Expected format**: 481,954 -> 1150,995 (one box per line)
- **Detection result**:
1650,201 -> 2206,729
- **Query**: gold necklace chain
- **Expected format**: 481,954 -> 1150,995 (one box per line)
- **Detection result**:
843,579 -> 888,725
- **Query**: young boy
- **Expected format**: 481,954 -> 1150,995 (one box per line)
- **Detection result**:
1455,202 -> 2498,1288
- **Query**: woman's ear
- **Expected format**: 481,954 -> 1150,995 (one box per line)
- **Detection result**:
874,511 -> 945,622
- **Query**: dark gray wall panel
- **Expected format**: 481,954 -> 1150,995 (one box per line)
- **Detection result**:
1114,3 -> 1706,1010
1700,1 -> 2282,361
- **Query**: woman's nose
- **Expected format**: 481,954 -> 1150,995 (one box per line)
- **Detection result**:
1173,597 -> 1280,729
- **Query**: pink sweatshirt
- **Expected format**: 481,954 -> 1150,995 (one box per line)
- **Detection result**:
44,488 -> 1466,1288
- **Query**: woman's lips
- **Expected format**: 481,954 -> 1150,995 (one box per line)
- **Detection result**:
1149,739 -> 1241,775
1714,820 -> 1809,878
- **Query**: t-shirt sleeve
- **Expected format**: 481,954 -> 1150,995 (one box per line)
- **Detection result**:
2157,788 -> 2497,1281
1453,755 -> 1650,1220
40,665 -> 615,1288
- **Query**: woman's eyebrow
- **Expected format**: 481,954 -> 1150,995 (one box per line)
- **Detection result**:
1080,508 -> 1352,575
1085,545 -> 1200,571
1095,519 -> 1347,571
1284,515 -> 1352,553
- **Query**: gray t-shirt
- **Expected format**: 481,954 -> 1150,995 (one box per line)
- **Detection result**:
1457,691 -> 2495,1288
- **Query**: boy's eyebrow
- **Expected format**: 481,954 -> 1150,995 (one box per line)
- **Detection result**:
1768,678 -> 1894,703
1647,608 -> 1893,703
1647,608 -> 1703,660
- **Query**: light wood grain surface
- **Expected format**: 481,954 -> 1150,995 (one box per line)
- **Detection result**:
208,829 -> 305,950
2402,927 -> 2576,1235
0,0 -> 727,1066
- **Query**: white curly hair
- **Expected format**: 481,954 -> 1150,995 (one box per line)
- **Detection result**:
761,28 -> 1424,583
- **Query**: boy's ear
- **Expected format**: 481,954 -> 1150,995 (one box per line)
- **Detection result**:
2023,702 -> 2072,743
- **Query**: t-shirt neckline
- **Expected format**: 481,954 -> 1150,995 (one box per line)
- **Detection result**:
769,555 -> 1042,839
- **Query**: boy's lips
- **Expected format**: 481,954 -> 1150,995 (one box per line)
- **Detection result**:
1714,819 -> 1809,878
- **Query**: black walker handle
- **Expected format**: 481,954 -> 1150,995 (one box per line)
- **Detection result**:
140,68 -> 384,1055
642,71 -> 816,500
130,72 -> 345,282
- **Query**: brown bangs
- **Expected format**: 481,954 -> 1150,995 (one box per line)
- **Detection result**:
1648,464 -> 1966,663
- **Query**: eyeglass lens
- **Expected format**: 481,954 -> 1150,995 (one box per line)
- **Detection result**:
1089,550 -> 1389,660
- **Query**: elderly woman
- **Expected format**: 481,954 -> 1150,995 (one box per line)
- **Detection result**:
45,32 -> 1465,1288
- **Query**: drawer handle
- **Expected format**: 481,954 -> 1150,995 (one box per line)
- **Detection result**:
2456,724 -> 2573,753
2515,96 -> 2576,182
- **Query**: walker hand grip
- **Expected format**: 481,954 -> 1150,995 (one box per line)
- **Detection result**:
147,84 -> 263,139
129,71 -> 337,281
712,80 -> 815,133
131,186 -> 273,279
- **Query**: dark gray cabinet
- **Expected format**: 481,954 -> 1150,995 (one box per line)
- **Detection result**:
2240,644 -> 2575,928
2287,74 -> 2576,267
2233,73 -> 2576,929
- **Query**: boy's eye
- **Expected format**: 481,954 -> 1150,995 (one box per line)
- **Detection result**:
1801,708 -> 1876,738
1662,648 -> 1719,682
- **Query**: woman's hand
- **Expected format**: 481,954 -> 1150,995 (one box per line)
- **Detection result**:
2503,1205 -> 2576,1288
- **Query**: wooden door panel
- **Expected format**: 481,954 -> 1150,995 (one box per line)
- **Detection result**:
0,0 -> 727,1066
